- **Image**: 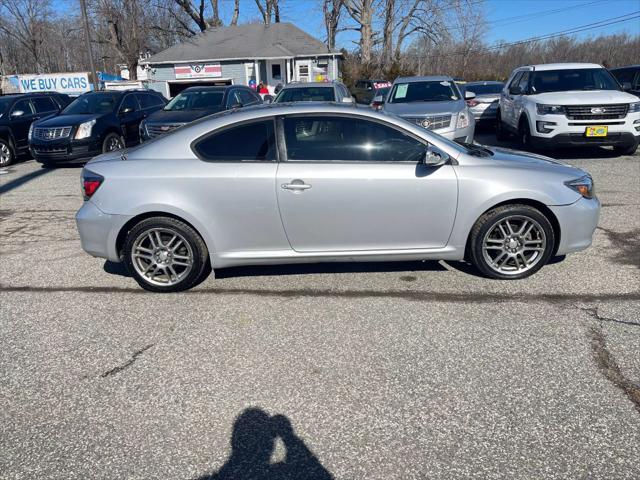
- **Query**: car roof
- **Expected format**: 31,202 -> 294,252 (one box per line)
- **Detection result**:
609,64 -> 640,70
515,63 -> 603,72
394,76 -> 454,83
281,82 -> 337,89
465,81 -> 504,85
182,85 -> 235,92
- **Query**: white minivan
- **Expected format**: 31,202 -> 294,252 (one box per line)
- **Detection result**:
497,63 -> 640,155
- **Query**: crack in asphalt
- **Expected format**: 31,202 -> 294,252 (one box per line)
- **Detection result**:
577,306 -> 640,328
1,284 -> 639,304
101,344 -> 155,378
589,324 -> 640,415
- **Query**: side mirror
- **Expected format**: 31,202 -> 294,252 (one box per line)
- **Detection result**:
230,102 -> 243,109
120,106 -> 134,115
10,110 -> 25,118
509,86 -> 523,95
423,146 -> 448,166
464,91 -> 476,100
341,96 -> 354,103
263,95 -> 273,104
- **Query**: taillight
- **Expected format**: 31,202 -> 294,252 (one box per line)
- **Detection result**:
82,170 -> 104,200
371,101 -> 383,110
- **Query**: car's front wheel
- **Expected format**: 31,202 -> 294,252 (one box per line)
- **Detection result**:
123,216 -> 210,292
0,139 -> 14,167
469,204 -> 555,280
102,133 -> 125,153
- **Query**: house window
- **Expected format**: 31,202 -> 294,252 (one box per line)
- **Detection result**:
271,64 -> 281,81
298,63 -> 309,82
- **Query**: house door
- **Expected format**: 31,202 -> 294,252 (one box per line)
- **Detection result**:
267,60 -> 285,88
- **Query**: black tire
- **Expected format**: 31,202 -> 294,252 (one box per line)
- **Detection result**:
102,132 -> 125,153
123,216 -> 210,292
468,204 -> 555,280
519,117 -> 533,150
495,110 -> 508,141
0,138 -> 14,167
613,142 -> 638,156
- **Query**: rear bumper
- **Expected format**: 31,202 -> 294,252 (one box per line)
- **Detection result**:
76,201 -> 131,262
549,196 -> 600,256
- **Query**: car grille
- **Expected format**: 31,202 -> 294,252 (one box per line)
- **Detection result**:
564,104 -> 628,120
403,115 -> 452,130
146,123 -> 184,138
31,146 -> 68,158
33,127 -> 72,140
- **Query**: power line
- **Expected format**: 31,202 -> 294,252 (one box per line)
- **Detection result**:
412,11 -> 640,59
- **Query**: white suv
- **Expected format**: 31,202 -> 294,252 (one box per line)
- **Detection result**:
497,63 -> 640,155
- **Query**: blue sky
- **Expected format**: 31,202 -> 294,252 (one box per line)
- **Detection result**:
55,0 -> 640,50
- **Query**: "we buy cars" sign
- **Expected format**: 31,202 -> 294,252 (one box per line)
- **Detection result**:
174,64 -> 222,79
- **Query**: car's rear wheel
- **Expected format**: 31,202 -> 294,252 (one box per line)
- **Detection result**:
123,217 -> 210,292
469,204 -> 555,280
0,139 -> 14,167
102,133 -> 125,153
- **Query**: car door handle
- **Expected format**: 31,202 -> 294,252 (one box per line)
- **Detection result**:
281,181 -> 312,191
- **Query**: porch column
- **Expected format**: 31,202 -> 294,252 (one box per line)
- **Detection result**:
254,59 -> 260,85
285,59 -> 290,83
332,55 -> 337,80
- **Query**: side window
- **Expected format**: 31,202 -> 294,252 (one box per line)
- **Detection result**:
508,72 -> 523,90
283,116 -> 426,163
226,90 -> 241,107
136,93 -> 154,109
611,68 -> 633,85
119,95 -> 138,113
32,96 -> 57,113
11,99 -> 34,116
238,89 -> 257,105
194,120 -> 276,162
355,81 -> 366,89
633,70 -> 640,90
517,72 -> 530,93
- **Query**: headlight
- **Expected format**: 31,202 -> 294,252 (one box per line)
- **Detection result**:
456,111 -> 469,129
537,104 -> 564,115
629,102 -> 640,113
28,123 -> 34,141
74,119 -> 97,140
565,175 -> 595,199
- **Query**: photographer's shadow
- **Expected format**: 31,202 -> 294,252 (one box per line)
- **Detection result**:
198,408 -> 332,480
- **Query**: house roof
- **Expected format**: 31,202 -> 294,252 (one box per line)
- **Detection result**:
143,23 -> 340,65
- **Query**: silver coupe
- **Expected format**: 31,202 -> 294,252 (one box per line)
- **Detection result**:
76,103 -> 600,292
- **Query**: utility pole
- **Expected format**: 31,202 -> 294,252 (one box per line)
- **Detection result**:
80,0 -> 99,91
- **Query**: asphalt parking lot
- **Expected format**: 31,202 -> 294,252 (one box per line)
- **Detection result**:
1,133 -> 639,479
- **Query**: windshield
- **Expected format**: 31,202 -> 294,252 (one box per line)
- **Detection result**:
388,81 -> 461,103
0,97 -> 12,117
274,87 -> 335,102
164,90 -> 224,110
530,68 -> 620,93
466,83 -> 504,95
62,93 -> 120,115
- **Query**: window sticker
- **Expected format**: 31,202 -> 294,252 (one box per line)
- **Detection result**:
395,84 -> 408,98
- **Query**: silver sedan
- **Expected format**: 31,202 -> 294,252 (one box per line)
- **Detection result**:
76,103 -> 600,292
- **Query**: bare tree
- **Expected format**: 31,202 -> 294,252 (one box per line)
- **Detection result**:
254,0 -> 280,26
322,0 -> 342,50
230,0 -> 240,26
173,0 -> 208,32
0,0 -> 52,72
343,0 -> 375,64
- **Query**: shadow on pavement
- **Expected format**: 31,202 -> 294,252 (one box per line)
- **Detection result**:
195,408 -> 332,480
0,167 -> 51,195
104,259 -> 448,279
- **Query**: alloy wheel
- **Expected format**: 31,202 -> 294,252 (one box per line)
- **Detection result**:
107,136 -> 124,151
481,215 -> 546,275
130,228 -> 194,287
0,142 -> 12,167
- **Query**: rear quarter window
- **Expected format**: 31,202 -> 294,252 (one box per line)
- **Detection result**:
193,119 -> 277,162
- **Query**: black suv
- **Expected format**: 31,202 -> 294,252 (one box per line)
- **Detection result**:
0,92 -> 71,166
350,79 -> 391,104
139,85 -> 261,141
610,65 -> 640,98
30,89 -> 166,166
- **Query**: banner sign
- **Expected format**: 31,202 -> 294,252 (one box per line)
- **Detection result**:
174,64 -> 222,79
17,72 -> 91,95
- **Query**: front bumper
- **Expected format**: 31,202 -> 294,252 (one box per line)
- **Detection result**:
76,201 -> 131,262
530,132 -> 639,149
30,137 -> 102,164
438,123 -> 475,144
549,196 -> 600,256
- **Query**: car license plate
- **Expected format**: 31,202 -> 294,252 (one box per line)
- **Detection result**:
585,126 -> 608,137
